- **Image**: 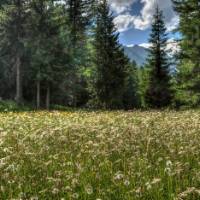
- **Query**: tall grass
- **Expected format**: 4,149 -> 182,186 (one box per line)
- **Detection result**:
0,110 -> 200,199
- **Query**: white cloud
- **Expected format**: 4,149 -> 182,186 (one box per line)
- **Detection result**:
139,43 -> 152,49
110,0 -> 179,32
166,15 -> 179,32
166,38 -> 180,55
109,0 -> 137,14
133,0 -> 157,30
138,38 -> 180,55
113,14 -> 135,32
126,44 -> 135,47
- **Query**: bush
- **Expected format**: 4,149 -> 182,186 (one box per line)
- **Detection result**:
0,100 -> 31,112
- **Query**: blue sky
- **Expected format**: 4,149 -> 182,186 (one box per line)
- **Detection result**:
108,0 -> 179,47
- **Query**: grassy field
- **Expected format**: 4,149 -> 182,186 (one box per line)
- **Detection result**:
0,110 -> 200,200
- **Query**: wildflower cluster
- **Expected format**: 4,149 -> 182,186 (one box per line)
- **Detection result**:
0,110 -> 200,199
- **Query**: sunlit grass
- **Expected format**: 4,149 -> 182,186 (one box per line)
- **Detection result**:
1,110 -> 200,199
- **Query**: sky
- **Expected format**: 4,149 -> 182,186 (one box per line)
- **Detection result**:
108,0 -> 179,47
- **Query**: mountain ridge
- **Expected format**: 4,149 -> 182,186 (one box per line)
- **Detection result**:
123,45 -> 148,66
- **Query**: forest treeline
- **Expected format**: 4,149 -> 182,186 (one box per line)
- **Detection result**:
0,0 -> 199,110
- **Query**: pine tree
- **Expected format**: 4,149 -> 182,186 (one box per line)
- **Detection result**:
173,0 -> 200,106
93,0 -> 128,109
66,0 -> 94,46
0,0 -> 29,104
27,0 -> 69,109
65,0 -> 95,106
123,61 -> 139,109
145,6 -> 173,108
26,0 -> 46,109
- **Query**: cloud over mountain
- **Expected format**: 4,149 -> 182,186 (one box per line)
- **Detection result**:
109,0 -> 178,32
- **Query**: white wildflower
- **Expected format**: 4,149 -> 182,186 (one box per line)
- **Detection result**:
151,178 -> 161,185
145,182 -> 152,190
166,160 -> 173,167
71,193 -> 79,199
30,196 -> 39,200
124,180 -> 130,186
52,188 -> 59,194
114,171 -> 124,181
85,184 -> 93,195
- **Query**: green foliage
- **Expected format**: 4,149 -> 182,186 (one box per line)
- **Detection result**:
93,0 -> 130,109
0,100 -> 31,112
173,0 -> 200,64
137,66 -> 150,108
1,0 -> 200,109
0,0 -> 29,104
26,0 -> 70,108
0,0 -> 94,108
67,0 -> 95,46
123,61 -> 140,109
145,6 -> 173,108
64,0 -> 95,107
173,60 -> 199,107
173,0 -> 200,107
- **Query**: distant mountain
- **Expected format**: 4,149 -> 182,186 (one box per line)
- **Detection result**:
123,45 -> 148,66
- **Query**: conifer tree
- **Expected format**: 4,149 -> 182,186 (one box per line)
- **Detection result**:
93,0 -> 128,109
173,0 -> 200,105
27,0 -> 69,109
63,0 -> 95,106
0,0 -> 29,104
145,6 -> 173,108
66,0 -> 94,45
123,61 -> 139,109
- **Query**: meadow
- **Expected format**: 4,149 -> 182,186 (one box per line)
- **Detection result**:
0,110 -> 200,200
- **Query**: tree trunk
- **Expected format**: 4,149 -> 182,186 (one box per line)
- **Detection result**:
46,85 -> 50,110
36,80 -> 40,109
15,55 -> 23,104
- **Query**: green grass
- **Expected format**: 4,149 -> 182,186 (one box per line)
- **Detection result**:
0,100 -> 31,112
0,110 -> 200,199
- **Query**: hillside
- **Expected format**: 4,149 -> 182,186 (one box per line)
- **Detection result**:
123,45 -> 148,66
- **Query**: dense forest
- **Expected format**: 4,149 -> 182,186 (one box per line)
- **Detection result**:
0,0 -> 200,110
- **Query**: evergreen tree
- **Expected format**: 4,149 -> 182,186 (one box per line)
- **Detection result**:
173,0 -> 200,106
66,0 -> 94,46
93,0 -> 128,109
0,0 -> 29,104
123,61 -> 139,109
63,0 -> 95,106
145,6 -> 173,108
27,0 -> 69,109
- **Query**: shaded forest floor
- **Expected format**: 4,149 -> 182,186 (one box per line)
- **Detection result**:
1,110 -> 200,199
